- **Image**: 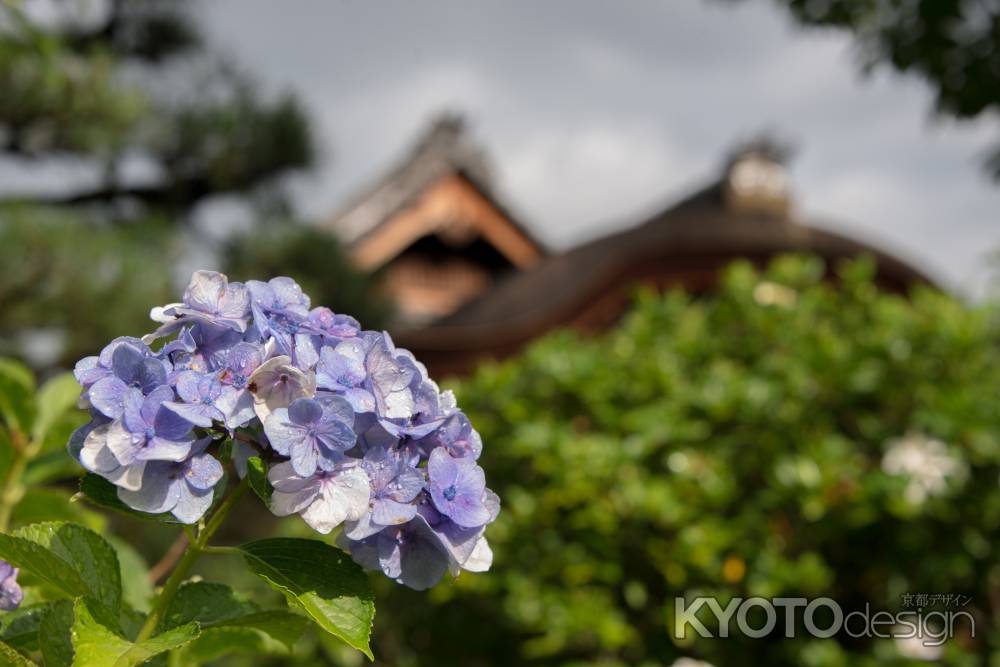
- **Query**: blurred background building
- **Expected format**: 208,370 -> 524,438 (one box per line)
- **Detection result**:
325,115 -> 935,374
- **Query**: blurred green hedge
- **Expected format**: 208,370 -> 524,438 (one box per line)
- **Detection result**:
366,255 -> 1000,667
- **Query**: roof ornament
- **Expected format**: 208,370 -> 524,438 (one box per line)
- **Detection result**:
723,136 -> 793,217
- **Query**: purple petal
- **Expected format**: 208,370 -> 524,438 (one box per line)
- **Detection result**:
184,452 -> 224,490
171,485 -> 215,524
263,409 -> 305,456
184,271 -> 226,313
217,283 -> 250,319
314,418 -> 356,454
390,465 -> 425,504
288,397 -> 324,425
372,498 -> 417,526
216,387 -> 255,429
118,465 -> 181,515
267,461 -> 315,493
121,388 -> 146,433
163,401 -> 221,429
290,438 -> 319,477
89,377 -> 128,419
447,492 -> 491,528
153,403 -> 195,440
427,447 -> 459,488
106,420 -> 141,466
74,356 -> 103,387
138,436 -> 194,462
173,371 -> 204,403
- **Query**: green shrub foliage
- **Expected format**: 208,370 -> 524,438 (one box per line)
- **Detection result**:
372,255 -> 1000,667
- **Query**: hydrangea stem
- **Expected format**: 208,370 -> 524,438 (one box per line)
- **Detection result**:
134,476 -> 249,642
0,429 -> 35,533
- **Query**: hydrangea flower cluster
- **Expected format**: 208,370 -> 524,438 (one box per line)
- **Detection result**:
71,271 -> 498,589
0,559 -> 22,611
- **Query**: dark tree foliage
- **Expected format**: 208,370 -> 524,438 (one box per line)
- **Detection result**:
761,0 -> 1000,177
0,1 -> 380,370
0,0 -> 313,219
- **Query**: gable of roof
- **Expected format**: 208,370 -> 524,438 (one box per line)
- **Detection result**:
321,113 -> 546,269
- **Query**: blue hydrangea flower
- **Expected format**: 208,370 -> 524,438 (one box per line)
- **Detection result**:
77,419 -> 145,490
305,307 -> 360,338
88,344 -> 167,419
0,560 -> 23,611
247,277 -> 311,316
264,397 -> 356,476
426,446 -> 491,528
214,342 -> 264,428
74,337 -> 150,388
316,340 -> 375,413
267,460 -> 370,533
418,412 -> 483,460
148,271 -> 250,339
71,270 -> 500,592
338,518 -> 449,591
364,333 -> 416,420
418,491 -> 499,573
117,444 -> 223,523
107,386 -> 197,466
164,370 -> 225,427
344,445 -> 424,540
249,355 -> 316,422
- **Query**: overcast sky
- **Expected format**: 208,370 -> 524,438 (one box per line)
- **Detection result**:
199,0 -> 1000,296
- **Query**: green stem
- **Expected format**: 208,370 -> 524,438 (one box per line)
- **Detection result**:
134,477 -> 248,642
0,452 -> 26,533
0,430 -> 36,533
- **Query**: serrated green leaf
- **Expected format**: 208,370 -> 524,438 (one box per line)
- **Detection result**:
0,638 -> 36,666
0,522 -> 121,614
0,358 -> 36,433
173,610 -> 309,666
160,581 -> 307,662
31,373 -> 81,444
77,474 -> 181,524
0,602 -> 52,652
70,598 -> 200,667
245,456 -> 273,505
10,487 -> 106,532
38,600 -> 74,667
238,538 -> 374,660
162,582 -> 257,631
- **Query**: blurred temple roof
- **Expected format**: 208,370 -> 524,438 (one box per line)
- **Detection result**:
321,114 -> 546,326
323,117 -> 936,375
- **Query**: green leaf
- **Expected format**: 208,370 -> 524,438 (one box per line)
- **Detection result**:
0,602 -> 52,652
70,598 -> 200,667
0,522 -> 121,614
38,600 -> 74,667
161,581 -> 306,665
174,611 -> 309,666
245,456 -> 273,505
10,487 -> 106,532
0,358 -> 36,433
31,372 -> 81,444
162,582 -> 257,630
106,537 -> 152,614
78,474 -> 181,524
0,639 -> 36,666
238,538 -> 374,660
